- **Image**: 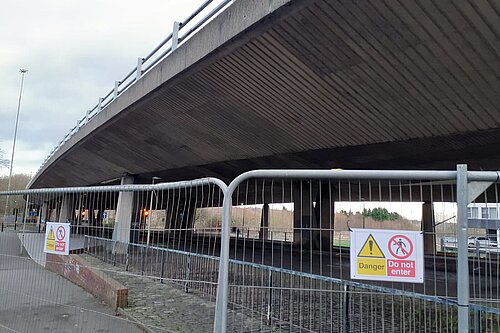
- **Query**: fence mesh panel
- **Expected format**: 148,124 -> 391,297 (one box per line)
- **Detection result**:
0,179 -> 225,333
2,168 -> 500,332
223,177 -> 465,333
468,182 -> 500,332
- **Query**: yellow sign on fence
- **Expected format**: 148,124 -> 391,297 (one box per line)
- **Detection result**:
356,258 -> 387,276
357,234 -> 385,258
45,227 -> 55,252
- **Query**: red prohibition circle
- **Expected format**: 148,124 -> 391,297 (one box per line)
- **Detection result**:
56,226 -> 66,241
388,235 -> 413,259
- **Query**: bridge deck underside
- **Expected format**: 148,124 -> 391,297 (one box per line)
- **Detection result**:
32,0 -> 500,188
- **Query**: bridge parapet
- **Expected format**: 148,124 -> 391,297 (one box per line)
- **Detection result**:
35,0 -> 233,179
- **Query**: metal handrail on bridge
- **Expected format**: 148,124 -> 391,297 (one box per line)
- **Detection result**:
35,0 -> 232,177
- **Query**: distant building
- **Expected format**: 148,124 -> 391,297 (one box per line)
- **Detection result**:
468,203 -> 499,220
467,203 -> 500,241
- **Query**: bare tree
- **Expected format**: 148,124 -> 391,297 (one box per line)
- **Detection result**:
0,147 -> 9,169
0,174 -> 31,216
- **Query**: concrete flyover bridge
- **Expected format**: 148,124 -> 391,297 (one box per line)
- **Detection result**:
30,0 -> 500,189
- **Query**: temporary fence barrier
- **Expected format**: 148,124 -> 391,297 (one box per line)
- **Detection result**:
2,165 -> 500,332
214,165 -> 500,333
0,177 -> 227,333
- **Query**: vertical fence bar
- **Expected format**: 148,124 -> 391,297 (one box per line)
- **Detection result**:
473,307 -> 480,333
184,254 -> 191,293
456,164 -> 470,332
266,269 -> 272,325
141,245 -> 146,275
125,245 -> 130,271
160,249 -> 165,283
113,240 -> 117,266
342,284 -> 350,333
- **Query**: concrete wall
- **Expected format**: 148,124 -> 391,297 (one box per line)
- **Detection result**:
46,254 -> 128,309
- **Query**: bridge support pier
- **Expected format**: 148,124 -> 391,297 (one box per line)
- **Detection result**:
184,199 -> 197,239
292,181 -> 335,250
58,195 -> 74,223
315,183 -> 335,251
259,203 -> 269,240
165,198 -> 197,245
38,201 -> 48,229
113,174 -> 135,249
422,201 -> 436,255
293,181 -> 315,249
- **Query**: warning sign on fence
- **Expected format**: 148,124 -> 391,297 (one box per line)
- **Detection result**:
44,222 -> 70,255
350,228 -> 423,283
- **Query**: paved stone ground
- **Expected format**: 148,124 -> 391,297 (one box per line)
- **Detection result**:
81,254 -> 279,333
82,254 -> 216,333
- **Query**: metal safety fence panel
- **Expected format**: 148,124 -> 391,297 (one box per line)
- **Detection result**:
0,177 -> 227,333
2,166 -> 500,332
466,172 -> 500,333
214,167 -> 500,333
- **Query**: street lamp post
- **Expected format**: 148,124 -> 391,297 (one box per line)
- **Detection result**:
2,69 -> 27,232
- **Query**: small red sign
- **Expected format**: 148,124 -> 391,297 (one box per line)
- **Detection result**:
387,259 -> 416,277
388,235 -> 413,259
55,241 -> 66,252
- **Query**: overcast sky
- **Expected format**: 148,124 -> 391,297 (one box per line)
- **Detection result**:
0,0 -> 214,177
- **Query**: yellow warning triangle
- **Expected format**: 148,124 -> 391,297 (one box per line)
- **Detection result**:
47,227 -> 55,240
358,234 -> 385,258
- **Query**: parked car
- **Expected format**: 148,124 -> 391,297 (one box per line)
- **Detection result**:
468,236 -> 498,248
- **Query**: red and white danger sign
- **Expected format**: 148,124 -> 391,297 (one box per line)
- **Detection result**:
350,229 -> 424,283
44,222 -> 70,255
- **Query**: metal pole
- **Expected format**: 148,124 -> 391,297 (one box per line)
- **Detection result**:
3,69 -> 27,232
456,164 -> 470,332
214,187 -> 232,333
